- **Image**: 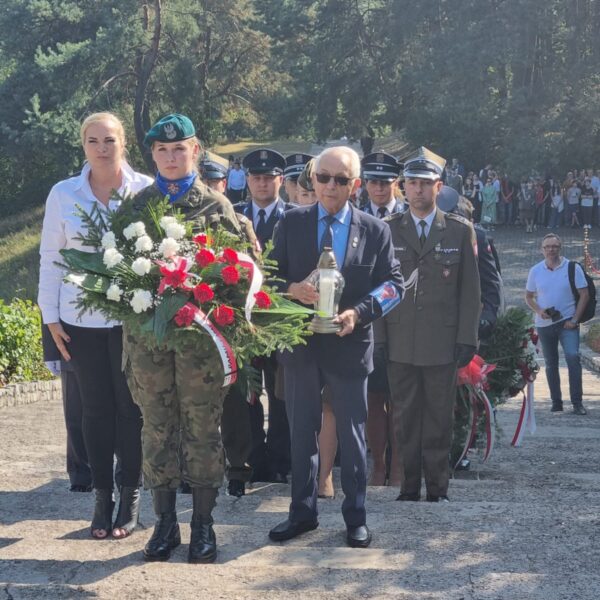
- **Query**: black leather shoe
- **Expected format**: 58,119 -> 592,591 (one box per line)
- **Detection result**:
227,479 -> 245,497
551,403 -> 564,412
70,484 -> 93,492
426,494 -> 450,503
269,518 -> 318,542
396,492 -> 420,501
346,525 -> 372,548
268,472 -> 288,484
572,404 -> 587,415
188,520 -> 217,563
143,490 -> 181,562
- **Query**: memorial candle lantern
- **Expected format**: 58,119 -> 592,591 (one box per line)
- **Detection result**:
307,247 -> 345,333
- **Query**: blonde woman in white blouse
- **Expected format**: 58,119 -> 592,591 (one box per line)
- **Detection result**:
38,112 -> 152,539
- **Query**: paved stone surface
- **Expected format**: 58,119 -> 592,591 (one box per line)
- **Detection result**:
1,225 -> 600,599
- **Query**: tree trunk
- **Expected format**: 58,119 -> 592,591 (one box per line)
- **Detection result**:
134,0 -> 162,171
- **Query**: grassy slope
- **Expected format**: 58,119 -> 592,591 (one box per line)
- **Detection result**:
0,205 -> 45,302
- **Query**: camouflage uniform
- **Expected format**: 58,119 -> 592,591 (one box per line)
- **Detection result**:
122,179 -> 242,490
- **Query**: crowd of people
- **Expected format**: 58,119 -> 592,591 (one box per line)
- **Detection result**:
437,162 -> 600,233
37,112 -> 590,563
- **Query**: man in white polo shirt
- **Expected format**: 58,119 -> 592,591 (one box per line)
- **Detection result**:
525,234 -> 589,415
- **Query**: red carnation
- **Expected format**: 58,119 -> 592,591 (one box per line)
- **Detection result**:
213,305 -> 235,326
193,233 -> 208,246
254,291 -> 272,309
193,282 -> 214,304
174,304 -> 197,327
222,248 -> 239,264
221,265 -> 240,285
196,248 -> 216,268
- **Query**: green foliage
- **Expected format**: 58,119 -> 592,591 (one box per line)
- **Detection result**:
0,298 -> 52,385
59,195 -> 314,366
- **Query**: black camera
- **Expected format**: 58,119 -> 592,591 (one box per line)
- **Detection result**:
545,307 -> 563,322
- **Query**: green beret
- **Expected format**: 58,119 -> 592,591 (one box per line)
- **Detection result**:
143,113 -> 196,147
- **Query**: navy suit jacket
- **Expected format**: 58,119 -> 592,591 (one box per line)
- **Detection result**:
272,203 -> 403,376
234,198 -> 288,248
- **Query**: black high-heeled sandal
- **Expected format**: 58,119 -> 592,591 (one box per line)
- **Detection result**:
112,486 -> 141,539
91,488 -> 115,539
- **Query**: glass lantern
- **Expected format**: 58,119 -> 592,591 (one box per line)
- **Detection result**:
307,247 -> 345,334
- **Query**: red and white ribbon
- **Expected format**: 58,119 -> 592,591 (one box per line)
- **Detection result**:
192,308 -> 237,387
454,386 -> 496,470
511,382 -> 536,447
480,390 -> 495,461
236,252 -> 263,322
454,388 -> 479,470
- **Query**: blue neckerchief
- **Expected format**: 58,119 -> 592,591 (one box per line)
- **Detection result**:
155,172 -> 197,203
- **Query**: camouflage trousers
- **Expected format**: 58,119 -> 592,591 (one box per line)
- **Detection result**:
123,331 -> 226,490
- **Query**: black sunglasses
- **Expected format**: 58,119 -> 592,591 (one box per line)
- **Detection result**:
315,172 -> 354,186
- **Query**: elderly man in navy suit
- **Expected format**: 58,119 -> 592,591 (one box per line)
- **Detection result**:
269,146 -> 404,548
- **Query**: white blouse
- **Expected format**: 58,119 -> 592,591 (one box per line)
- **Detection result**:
38,162 -> 153,328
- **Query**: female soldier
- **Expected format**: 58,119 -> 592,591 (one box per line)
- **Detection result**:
38,112 -> 150,540
122,114 -> 242,564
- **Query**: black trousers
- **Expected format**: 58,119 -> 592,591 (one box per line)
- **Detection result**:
248,354 -> 291,479
221,385 -> 253,482
62,323 -> 142,490
60,362 -> 92,488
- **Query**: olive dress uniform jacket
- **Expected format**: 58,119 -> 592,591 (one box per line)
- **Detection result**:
385,208 -> 480,366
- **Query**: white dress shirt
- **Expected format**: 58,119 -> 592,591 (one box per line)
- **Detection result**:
38,162 -> 153,328
410,208 -> 436,238
252,199 -> 279,230
370,198 -> 397,217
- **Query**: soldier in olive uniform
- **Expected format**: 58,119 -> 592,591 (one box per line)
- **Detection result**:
199,157 -> 256,498
384,147 -> 480,502
122,114 -> 242,564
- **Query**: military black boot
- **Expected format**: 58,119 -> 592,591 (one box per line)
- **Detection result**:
143,490 -> 181,562
188,487 -> 218,564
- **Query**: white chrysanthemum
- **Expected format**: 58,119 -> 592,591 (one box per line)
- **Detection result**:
158,237 -> 180,258
165,221 -> 186,240
101,231 -> 117,250
103,248 -> 124,269
134,235 -> 153,253
130,290 -> 153,313
106,284 -> 123,302
123,221 -> 146,240
159,216 -> 177,229
131,257 -> 152,276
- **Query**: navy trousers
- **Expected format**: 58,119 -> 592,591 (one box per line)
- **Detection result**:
284,354 -> 368,528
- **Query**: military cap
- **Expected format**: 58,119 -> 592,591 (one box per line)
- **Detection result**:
243,148 -> 286,175
361,151 -> 401,182
284,153 -> 314,181
436,185 -> 460,213
297,158 -> 315,191
403,146 -> 446,181
143,113 -> 195,147
200,160 -> 228,180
